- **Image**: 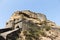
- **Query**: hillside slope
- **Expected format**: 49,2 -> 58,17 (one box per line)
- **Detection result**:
0,10 -> 60,40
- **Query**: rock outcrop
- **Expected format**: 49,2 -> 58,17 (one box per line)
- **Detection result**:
0,10 -> 60,40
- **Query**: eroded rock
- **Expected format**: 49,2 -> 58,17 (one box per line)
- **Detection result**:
0,10 -> 60,40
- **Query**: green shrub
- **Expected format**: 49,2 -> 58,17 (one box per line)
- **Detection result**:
45,26 -> 51,31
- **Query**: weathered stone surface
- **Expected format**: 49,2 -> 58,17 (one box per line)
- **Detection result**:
46,20 -> 56,27
0,10 -> 60,40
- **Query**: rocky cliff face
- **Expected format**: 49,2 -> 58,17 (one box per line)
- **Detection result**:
0,10 -> 60,40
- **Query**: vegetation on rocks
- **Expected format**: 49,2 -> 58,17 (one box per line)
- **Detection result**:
0,10 -> 60,40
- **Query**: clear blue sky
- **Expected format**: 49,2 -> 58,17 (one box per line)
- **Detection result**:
0,0 -> 60,28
